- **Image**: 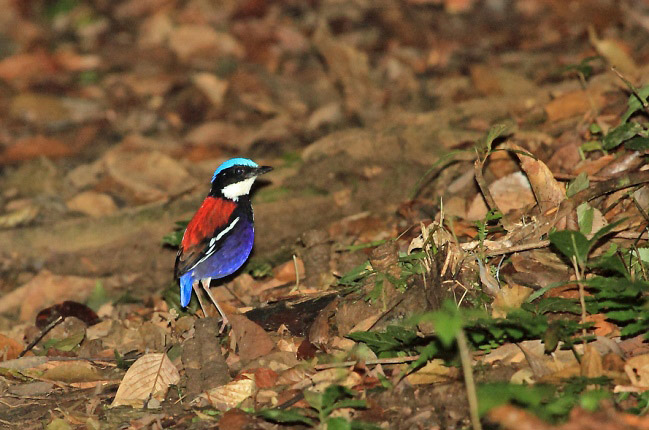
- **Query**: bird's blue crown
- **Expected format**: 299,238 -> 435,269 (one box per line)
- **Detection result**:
211,158 -> 258,182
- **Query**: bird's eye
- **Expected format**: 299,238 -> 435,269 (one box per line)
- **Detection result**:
235,167 -> 244,175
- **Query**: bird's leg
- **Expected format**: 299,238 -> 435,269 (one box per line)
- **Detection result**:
192,281 -> 210,317
201,278 -> 230,332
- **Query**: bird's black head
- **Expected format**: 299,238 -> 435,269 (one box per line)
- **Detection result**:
210,158 -> 272,201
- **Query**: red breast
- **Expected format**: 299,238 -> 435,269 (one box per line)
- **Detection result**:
181,197 -> 237,249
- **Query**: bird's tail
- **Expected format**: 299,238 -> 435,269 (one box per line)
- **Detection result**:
180,273 -> 194,307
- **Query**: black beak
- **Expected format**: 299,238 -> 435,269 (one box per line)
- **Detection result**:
255,166 -> 273,176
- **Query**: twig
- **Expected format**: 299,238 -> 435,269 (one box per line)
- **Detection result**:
457,329 -> 482,430
553,172 -> 608,182
474,158 -> 498,213
314,355 -> 420,370
571,256 -> 588,348
18,315 -> 63,357
611,66 -> 649,117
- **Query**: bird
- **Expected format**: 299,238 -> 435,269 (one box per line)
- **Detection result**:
174,157 -> 272,328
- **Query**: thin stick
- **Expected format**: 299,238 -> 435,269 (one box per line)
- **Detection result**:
474,158 -> 498,212
314,355 -> 420,370
572,256 -> 588,347
457,329 -> 482,430
611,66 -> 649,117
19,315 -> 63,357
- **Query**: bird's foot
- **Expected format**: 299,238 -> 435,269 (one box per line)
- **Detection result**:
218,316 -> 229,334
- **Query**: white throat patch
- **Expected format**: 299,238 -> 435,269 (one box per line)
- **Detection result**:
222,177 -> 255,201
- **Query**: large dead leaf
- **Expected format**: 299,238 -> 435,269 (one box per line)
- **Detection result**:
229,314 -> 274,362
492,284 -> 533,318
193,374 -> 256,411
111,353 -> 180,408
0,271 -> 96,322
0,334 -> 22,361
502,142 -> 565,214
103,147 -> 197,203
625,354 -> 649,388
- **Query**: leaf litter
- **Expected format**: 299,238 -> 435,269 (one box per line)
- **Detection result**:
1,0 -> 649,429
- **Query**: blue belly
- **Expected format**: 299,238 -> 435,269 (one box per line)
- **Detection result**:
180,219 -> 254,306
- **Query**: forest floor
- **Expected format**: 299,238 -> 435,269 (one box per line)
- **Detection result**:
2,0 -> 649,429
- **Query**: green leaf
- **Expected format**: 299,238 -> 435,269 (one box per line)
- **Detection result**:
624,136 -> 649,150
577,203 -> 594,235
86,281 -> 108,312
567,172 -> 590,198
549,230 -> 590,265
621,84 -> 649,123
427,301 -> 463,347
635,248 -> 649,264
580,390 -> 609,412
351,421 -> 382,430
162,220 -> 189,247
347,326 -> 419,354
605,309 -> 638,322
602,122 -> 644,150
481,122 -> 515,154
322,385 -> 356,412
337,261 -> 372,286
304,390 -> 323,412
327,417 -> 352,430
257,408 -> 315,426
580,141 -> 603,153
42,331 -> 85,352
589,219 -> 626,246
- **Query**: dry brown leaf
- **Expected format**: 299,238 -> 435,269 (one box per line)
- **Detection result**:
66,191 -> 118,218
272,259 -> 305,283
0,334 -> 22,361
194,374 -> 256,411
0,270 -> 96,322
111,353 -> 180,408
103,148 -> 197,203
503,142 -> 565,214
0,205 -> 39,229
229,314 -> 274,361
492,284 -> 533,318
42,361 -> 103,383
625,354 -> 649,388
544,90 -> 601,122
588,27 -> 638,78
192,73 -> 228,108
0,135 -> 74,164
406,359 -> 457,385
487,404 -> 553,430
581,345 -> 604,378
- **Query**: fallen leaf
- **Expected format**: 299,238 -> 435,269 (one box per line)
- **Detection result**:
229,314 -> 274,361
42,361 -> 102,383
0,271 -> 96,322
581,345 -> 603,378
66,191 -> 118,217
503,142 -> 565,214
588,27 -> 638,78
194,374 -> 256,411
192,73 -> 229,108
0,135 -> 76,165
111,353 -> 180,407
625,354 -> 649,388
168,25 -> 244,65
492,284 -> 533,318
544,90 -> 603,122
103,147 -> 197,203
0,334 -> 23,361
0,205 -> 39,229
272,258 -> 305,283
406,359 -> 457,385
0,51 -> 57,89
